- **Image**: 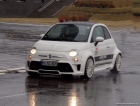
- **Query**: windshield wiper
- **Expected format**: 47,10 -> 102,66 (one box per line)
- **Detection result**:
42,37 -> 79,42
42,38 -> 61,41
59,38 -> 78,42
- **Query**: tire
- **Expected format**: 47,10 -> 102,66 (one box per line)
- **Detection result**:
110,54 -> 122,73
27,71 -> 39,77
83,57 -> 94,79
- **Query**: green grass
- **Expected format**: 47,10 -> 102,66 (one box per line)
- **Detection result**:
90,14 -> 132,21
56,0 -> 140,21
57,7 -> 134,22
132,8 -> 140,16
58,6 -> 131,17
132,0 -> 140,16
0,18 -> 58,24
132,0 -> 140,6
75,0 -> 132,7
0,0 -> 138,29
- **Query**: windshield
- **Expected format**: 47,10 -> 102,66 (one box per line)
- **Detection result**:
42,24 -> 91,42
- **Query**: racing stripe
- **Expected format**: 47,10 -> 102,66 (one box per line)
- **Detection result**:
95,54 -> 113,62
95,61 -> 112,67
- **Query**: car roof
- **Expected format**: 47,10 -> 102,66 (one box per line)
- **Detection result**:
57,21 -> 96,26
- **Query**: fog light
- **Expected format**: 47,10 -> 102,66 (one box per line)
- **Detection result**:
28,55 -> 32,60
72,58 -> 78,62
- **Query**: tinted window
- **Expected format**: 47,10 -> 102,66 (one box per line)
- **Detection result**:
102,26 -> 111,39
91,26 -> 105,42
42,24 -> 91,42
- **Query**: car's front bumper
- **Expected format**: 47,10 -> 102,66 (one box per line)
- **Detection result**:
26,50 -> 87,76
26,60 -> 84,76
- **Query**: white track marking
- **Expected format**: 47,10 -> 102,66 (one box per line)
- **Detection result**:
0,89 -> 54,99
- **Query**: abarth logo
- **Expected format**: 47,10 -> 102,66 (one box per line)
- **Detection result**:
95,54 -> 114,62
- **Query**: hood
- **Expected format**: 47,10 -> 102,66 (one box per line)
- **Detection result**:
34,40 -> 90,52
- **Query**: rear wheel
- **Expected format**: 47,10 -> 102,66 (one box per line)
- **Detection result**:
27,71 -> 39,77
83,57 -> 94,79
110,54 -> 122,73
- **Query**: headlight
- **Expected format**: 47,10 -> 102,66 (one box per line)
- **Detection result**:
69,50 -> 78,57
31,47 -> 37,55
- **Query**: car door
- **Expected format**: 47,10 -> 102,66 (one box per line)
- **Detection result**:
102,26 -> 115,56
91,26 -> 112,70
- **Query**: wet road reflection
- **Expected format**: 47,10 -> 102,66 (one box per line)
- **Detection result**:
2,71 -> 139,106
25,73 -> 122,106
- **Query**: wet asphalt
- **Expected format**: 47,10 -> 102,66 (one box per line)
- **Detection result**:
0,23 -> 50,70
0,23 -> 140,106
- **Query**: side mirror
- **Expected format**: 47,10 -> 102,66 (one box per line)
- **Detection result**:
95,37 -> 104,46
40,34 -> 45,38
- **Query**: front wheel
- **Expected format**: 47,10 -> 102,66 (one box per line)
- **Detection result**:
110,54 -> 122,73
83,57 -> 94,79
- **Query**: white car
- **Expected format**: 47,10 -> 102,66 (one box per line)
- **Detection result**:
26,22 -> 122,79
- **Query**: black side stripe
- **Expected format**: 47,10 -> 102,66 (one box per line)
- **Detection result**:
95,61 -> 112,67
95,54 -> 113,62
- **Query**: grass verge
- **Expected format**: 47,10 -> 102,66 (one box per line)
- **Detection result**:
0,18 -> 58,25
0,18 -> 140,30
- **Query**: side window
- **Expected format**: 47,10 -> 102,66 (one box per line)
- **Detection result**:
91,26 -> 105,42
102,26 -> 111,39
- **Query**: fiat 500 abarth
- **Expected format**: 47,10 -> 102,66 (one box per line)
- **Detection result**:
26,22 -> 122,79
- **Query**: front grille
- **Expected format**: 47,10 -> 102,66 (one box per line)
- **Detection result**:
29,61 -> 73,72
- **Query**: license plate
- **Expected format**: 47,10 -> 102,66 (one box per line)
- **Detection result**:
41,61 -> 58,66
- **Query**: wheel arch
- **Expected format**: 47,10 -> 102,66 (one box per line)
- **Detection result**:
80,51 -> 95,73
82,55 -> 95,79
110,49 -> 122,70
